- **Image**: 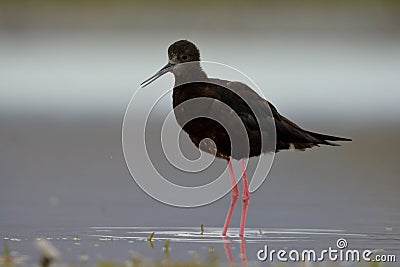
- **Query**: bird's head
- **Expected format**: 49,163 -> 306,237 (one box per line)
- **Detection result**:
141,40 -> 201,87
168,40 -> 200,64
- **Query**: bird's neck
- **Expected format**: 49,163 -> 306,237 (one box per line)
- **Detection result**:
173,62 -> 208,86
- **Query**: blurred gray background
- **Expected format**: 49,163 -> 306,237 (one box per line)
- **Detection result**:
0,0 -> 399,261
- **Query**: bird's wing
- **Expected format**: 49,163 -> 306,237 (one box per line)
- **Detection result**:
190,79 -> 350,152
207,79 -> 279,122
206,79 -> 327,146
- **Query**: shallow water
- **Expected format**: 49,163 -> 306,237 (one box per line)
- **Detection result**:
3,226 -> 399,265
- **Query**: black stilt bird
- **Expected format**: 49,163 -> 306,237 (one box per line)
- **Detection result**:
141,40 -> 351,237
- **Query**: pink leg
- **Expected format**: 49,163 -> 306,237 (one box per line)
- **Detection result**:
222,158 -> 239,236
239,159 -> 250,237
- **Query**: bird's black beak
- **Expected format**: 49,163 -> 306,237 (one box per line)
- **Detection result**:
140,62 -> 175,88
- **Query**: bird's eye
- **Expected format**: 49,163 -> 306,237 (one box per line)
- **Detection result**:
181,55 -> 188,60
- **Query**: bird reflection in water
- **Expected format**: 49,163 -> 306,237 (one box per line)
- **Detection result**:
223,236 -> 247,267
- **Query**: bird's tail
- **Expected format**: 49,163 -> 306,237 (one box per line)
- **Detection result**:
306,131 -> 352,146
